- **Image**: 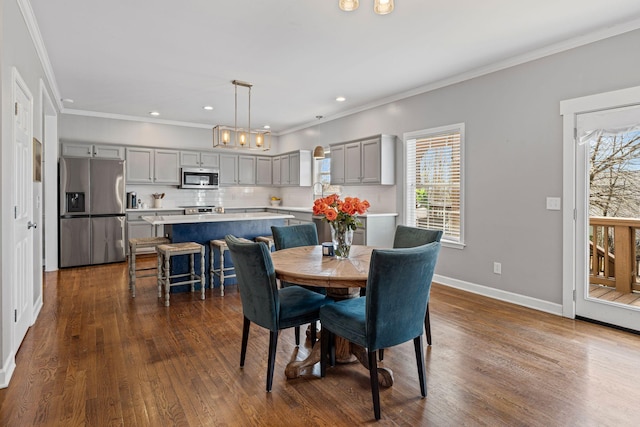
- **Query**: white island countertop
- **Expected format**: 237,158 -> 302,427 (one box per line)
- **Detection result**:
142,211 -> 295,225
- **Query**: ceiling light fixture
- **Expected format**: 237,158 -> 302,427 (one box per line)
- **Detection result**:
336,96 -> 346,102
213,80 -> 271,151
313,116 -> 325,159
339,0 -> 394,14
149,111 -> 160,116
203,105 -> 214,111
339,0 -> 359,11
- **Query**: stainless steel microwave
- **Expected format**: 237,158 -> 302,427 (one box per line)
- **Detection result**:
180,167 -> 219,189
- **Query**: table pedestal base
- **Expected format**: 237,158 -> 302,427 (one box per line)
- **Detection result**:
284,287 -> 394,386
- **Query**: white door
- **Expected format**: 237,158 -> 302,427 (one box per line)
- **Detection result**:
13,69 -> 34,348
575,104 -> 640,331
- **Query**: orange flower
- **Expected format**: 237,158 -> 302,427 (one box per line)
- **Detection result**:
312,193 -> 369,227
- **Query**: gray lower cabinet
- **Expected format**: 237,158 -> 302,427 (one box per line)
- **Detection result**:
126,210 -> 182,254
313,214 -> 397,247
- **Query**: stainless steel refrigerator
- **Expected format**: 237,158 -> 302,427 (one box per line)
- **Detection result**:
59,157 -> 126,267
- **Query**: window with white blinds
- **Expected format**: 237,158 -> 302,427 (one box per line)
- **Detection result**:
405,123 -> 464,246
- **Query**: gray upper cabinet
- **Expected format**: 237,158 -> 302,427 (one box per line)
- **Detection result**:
238,155 -> 256,185
62,143 -> 124,160
154,149 -> 180,184
272,156 -> 281,186
274,150 -> 311,187
126,148 -> 153,183
256,156 -> 272,185
331,135 -> 395,185
219,153 -> 238,185
330,144 -> 345,184
180,151 -> 220,168
126,147 -> 179,185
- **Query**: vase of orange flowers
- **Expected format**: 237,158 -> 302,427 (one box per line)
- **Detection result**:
313,194 -> 370,259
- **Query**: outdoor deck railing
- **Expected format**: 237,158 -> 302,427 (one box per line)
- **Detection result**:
590,216 -> 640,293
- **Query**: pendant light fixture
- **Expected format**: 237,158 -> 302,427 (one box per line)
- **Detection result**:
374,0 -> 394,15
213,80 -> 271,151
339,0 -> 359,11
339,0 -> 394,14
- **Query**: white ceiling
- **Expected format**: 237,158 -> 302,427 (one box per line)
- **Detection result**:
28,0 -> 640,133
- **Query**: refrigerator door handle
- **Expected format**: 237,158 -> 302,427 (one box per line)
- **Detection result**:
27,221 -> 37,229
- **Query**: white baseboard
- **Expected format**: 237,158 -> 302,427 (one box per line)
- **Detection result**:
0,352 -> 16,389
433,274 -> 563,316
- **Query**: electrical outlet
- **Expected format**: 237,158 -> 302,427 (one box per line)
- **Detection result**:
493,262 -> 502,275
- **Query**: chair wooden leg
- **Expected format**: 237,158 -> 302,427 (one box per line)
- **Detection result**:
414,335 -> 427,397
329,331 -> 335,367
200,248 -> 205,300
310,322 -> 317,346
294,326 -> 300,346
320,328 -> 329,377
368,350 -> 381,420
425,302 -> 432,345
266,330 -> 279,392
378,349 -> 384,361
240,317 -> 250,367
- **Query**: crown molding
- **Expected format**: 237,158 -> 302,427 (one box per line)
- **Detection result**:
62,109 -> 216,130
279,17 -> 640,135
18,0 -> 63,111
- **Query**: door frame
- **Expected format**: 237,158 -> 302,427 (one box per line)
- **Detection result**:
561,85 -> 640,319
40,79 -> 58,273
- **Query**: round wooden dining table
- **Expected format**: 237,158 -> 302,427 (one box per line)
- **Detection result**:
270,245 -> 394,386
270,244 -> 372,290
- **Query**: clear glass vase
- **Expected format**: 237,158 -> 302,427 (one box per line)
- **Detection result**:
330,221 -> 354,259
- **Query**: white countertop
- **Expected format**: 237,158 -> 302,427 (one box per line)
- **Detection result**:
129,205 -> 397,217
142,212 -> 295,225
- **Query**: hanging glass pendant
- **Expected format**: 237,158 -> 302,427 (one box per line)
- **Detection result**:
339,0 -> 359,12
374,0 -> 394,15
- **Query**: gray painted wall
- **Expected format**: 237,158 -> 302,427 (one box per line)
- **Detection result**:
57,30 -> 640,308
278,29 -> 640,306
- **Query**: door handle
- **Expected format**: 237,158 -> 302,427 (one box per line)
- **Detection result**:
27,221 -> 37,229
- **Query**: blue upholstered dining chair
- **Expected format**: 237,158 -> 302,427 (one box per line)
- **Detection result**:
319,242 -> 441,420
224,235 -> 329,392
271,223 -> 324,346
392,225 -> 443,346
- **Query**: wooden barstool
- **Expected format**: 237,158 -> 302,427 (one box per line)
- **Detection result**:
210,238 -> 251,296
156,242 -> 205,307
255,235 -> 275,251
128,236 -> 170,297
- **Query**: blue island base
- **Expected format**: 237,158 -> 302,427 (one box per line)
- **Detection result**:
164,218 -> 286,293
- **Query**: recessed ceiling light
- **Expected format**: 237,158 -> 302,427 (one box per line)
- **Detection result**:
61,98 -> 74,103
203,105 -> 214,111
336,96 -> 346,102
149,111 -> 160,116
263,125 -> 271,129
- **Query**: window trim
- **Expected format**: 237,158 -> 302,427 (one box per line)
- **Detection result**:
403,123 -> 465,250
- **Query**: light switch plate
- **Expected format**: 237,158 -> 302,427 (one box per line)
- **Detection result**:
546,197 -> 561,210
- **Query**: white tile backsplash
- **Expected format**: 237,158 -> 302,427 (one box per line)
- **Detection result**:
126,185 -> 281,209
126,184 -> 397,212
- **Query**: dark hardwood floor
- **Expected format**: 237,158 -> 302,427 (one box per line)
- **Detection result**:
2,256 -> 640,426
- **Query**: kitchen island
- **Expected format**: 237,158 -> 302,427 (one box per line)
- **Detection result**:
142,212 -> 294,292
